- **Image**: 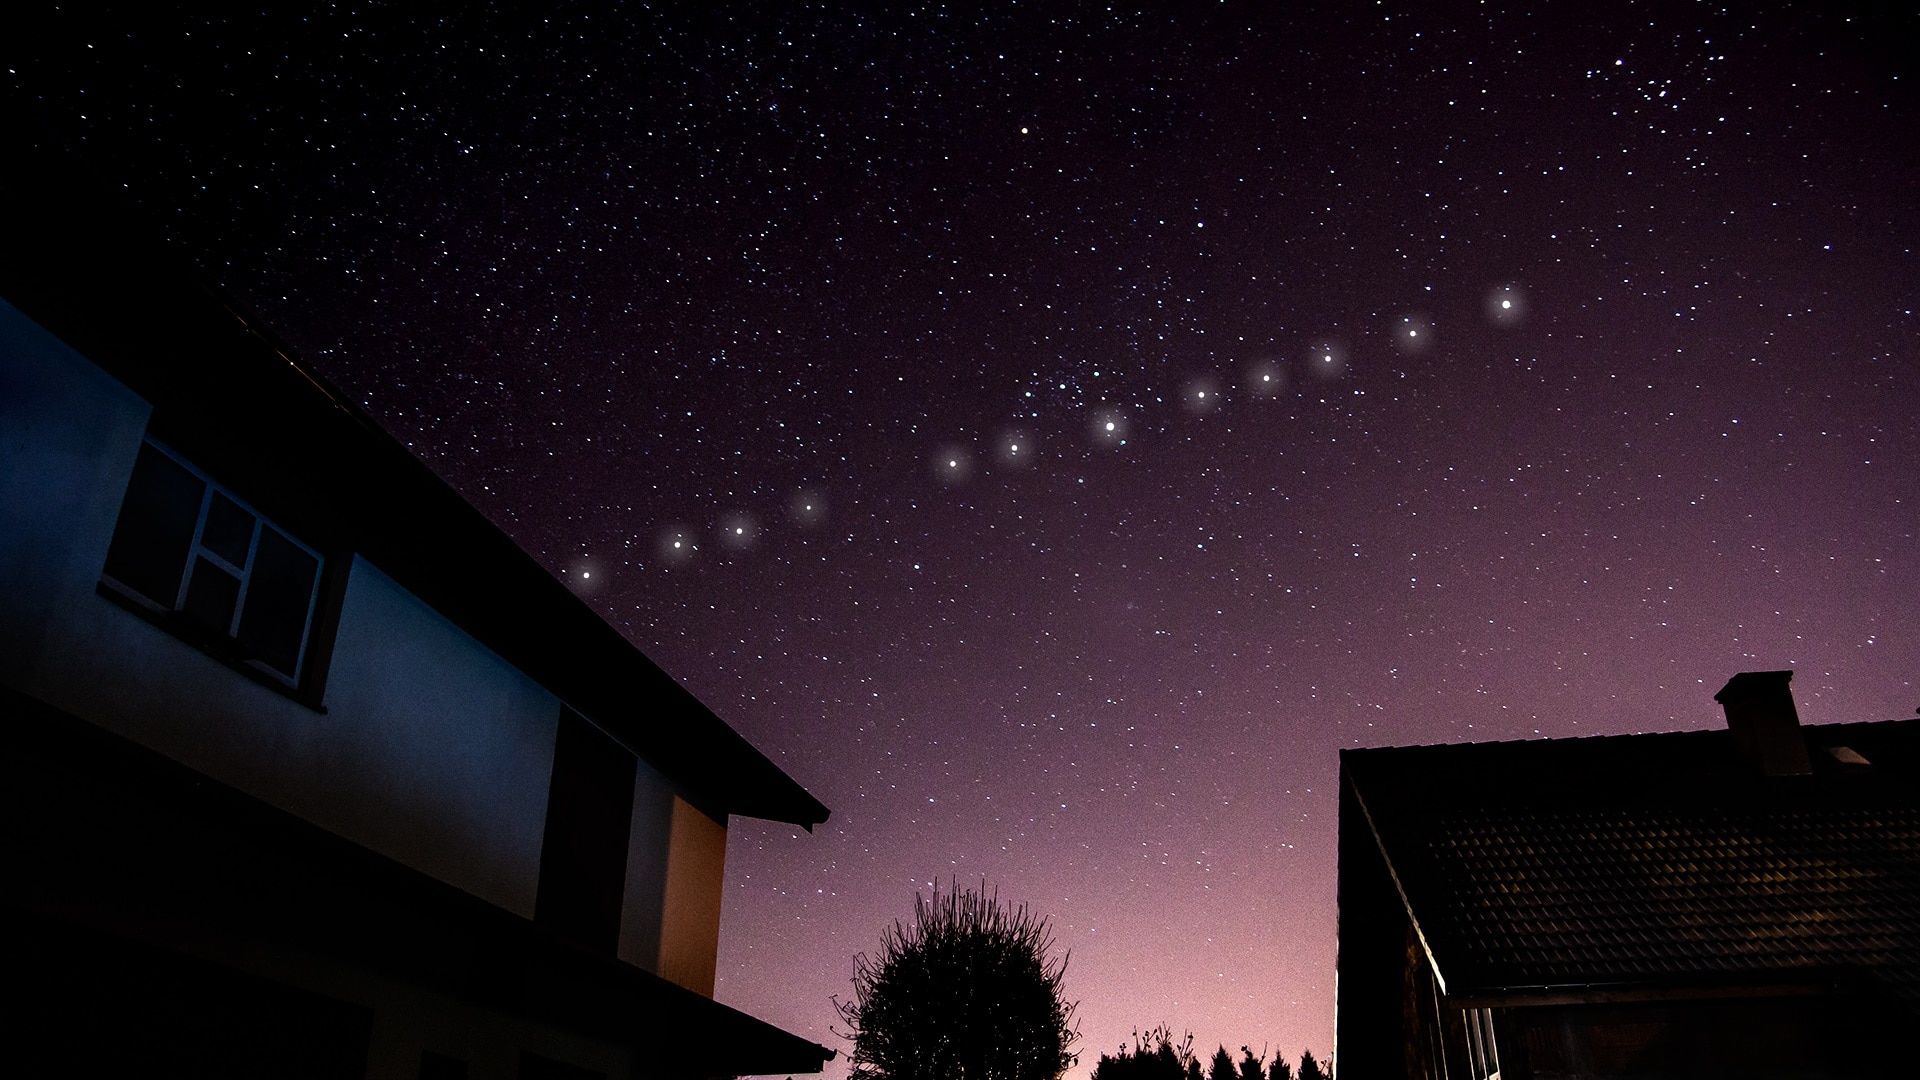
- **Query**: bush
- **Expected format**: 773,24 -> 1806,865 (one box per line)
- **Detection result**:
837,882 -> 1078,1080
1091,1026 -> 1197,1080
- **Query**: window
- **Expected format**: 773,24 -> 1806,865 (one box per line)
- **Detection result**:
101,439 -> 325,689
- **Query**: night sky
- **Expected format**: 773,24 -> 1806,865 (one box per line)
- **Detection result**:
10,2 -> 1918,1072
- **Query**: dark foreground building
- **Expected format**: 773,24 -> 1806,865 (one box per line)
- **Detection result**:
1337,671 -> 1915,1079
1,120 -> 832,1078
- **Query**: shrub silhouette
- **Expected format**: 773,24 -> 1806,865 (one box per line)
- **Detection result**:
1091,1026 -> 1197,1080
837,882 -> 1077,1080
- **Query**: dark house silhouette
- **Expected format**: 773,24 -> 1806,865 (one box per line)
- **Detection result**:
1337,671 -> 1914,1079
1,119 -> 832,1077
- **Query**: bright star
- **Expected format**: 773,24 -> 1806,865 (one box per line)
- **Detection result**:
995,429 -> 1036,468
1183,376 -> 1222,414
657,526 -> 697,565
1308,341 -> 1347,379
789,489 -> 827,528
1244,359 -> 1284,397
1486,283 -> 1527,326
935,445 -> 973,483
719,510 -> 758,552
567,556 -> 606,594
1392,315 -> 1434,354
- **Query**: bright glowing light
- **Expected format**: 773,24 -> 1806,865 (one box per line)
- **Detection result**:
994,428 -> 1036,469
1244,359 -> 1285,397
657,526 -> 697,566
789,489 -> 827,528
935,444 -> 973,484
568,556 -> 605,594
718,510 -> 758,552
1309,341 -> 1347,380
1392,315 -> 1434,354
1183,376 -> 1222,414
1486,283 -> 1527,326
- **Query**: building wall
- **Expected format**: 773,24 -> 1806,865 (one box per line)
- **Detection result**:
618,756 -> 676,973
1,297 -> 556,916
657,796 -> 729,996
0,298 -> 151,694
318,556 -> 560,915
2,294 -> 733,974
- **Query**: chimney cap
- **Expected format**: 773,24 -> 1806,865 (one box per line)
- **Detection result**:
1715,669 -> 1810,776
1714,669 -> 1794,706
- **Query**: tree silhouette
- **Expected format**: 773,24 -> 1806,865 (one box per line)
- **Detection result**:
837,882 -> 1077,1080
1208,1046 -> 1236,1080
1095,1024 -> 1320,1080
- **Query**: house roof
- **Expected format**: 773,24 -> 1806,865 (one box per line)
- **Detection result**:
1343,716 -> 1920,1011
0,112 -> 826,829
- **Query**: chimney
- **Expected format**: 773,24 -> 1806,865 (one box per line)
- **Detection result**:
1715,670 -> 1812,776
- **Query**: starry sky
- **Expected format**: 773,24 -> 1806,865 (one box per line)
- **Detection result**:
10,2 -> 1918,1072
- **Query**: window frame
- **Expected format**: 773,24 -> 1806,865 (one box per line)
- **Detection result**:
99,436 -> 333,703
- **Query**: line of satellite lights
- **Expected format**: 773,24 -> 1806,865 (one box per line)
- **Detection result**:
560,287 -> 1526,585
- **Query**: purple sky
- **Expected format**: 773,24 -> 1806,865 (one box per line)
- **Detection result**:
12,3 -> 1917,1072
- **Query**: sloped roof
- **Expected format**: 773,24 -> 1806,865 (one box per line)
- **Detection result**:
1344,717 -> 1920,1010
0,112 -> 827,829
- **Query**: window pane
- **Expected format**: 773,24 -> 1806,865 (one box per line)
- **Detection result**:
236,525 -> 319,679
182,557 -> 241,634
201,491 -> 257,568
103,444 -> 205,606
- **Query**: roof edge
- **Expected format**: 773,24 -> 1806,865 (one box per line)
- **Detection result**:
1341,762 -> 1450,996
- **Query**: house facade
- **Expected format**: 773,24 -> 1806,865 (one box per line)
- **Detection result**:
1336,671 -> 1915,1080
1,120 -> 831,1079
